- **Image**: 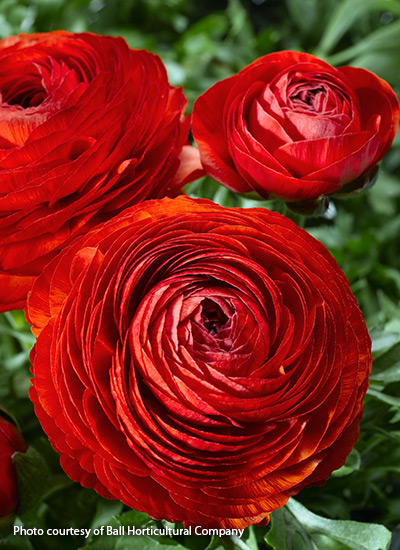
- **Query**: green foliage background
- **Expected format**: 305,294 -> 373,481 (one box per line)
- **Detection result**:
0,1 -> 399,549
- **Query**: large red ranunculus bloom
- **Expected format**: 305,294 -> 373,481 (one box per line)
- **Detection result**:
27,196 -> 371,529
192,50 -> 399,203
0,413 -> 27,518
0,31 -> 201,313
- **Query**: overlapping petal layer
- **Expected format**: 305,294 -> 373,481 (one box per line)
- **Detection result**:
0,32 -> 201,312
27,196 -> 371,528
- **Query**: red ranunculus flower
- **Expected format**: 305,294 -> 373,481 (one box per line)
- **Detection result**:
0,413 -> 27,518
192,51 -> 399,204
0,31 -> 202,313
27,196 -> 371,529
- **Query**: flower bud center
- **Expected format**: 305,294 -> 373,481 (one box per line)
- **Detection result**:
290,85 -> 325,111
200,298 -> 228,335
3,87 -> 46,108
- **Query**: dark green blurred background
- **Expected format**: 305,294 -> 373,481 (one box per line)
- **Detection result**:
0,1 -> 399,549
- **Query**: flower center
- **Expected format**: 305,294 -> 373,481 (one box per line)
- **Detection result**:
200,298 -> 228,335
0,64 -> 48,108
4,88 -> 46,108
290,85 -> 325,111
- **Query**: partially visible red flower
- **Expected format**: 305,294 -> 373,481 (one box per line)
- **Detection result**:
0,31 -> 202,313
192,50 -> 399,204
27,196 -> 371,529
0,413 -> 27,518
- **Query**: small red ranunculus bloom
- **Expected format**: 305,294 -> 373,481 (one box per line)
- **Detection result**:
192,50 -> 399,203
0,413 -> 27,519
27,196 -> 371,529
0,31 -> 201,313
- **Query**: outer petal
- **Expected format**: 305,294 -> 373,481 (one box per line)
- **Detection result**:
339,65 -> 400,160
192,77 -> 253,193
173,144 -> 205,189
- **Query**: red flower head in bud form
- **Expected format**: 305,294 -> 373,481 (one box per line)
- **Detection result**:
0,413 -> 27,518
192,51 -> 399,209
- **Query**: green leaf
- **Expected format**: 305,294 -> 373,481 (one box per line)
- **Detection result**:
326,20 -> 400,68
331,448 -> 361,478
371,341 -> 400,384
240,526 -> 258,550
13,446 -> 71,517
285,0 -> 321,35
89,508 -> 153,548
315,0 -> 400,56
13,447 -> 53,515
108,510 -> 154,529
376,360 -> 400,386
371,329 -> 400,354
367,389 -> 400,408
83,510 -> 190,550
265,498 -> 391,550
226,0 -> 250,37
90,499 -> 124,530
